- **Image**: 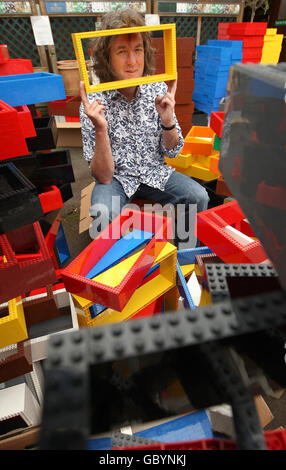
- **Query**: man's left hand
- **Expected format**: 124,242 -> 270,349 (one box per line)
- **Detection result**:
155,79 -> 177,127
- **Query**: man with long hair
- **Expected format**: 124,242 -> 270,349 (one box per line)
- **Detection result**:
80,8 -> 209,242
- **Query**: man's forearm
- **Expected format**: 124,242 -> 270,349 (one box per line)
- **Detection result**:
162,127 -> 180,150
90,129 -> 114,184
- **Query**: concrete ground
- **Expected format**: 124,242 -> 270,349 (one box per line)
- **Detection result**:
59,132 -> 286,437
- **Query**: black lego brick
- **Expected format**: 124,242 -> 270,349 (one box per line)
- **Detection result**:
26,116 -> 58,152
0,162 -> 44,234
205,263 -> 280,303
2,150 -> 75,186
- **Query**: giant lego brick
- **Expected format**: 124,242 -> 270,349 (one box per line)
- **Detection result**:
0,342 -> 33,383
0,45 -> 9,63
37,301 -> 286,449
3,149 -> 75,186
219,63 -> 286,290
26,116 -> 58,151
0,58 -> 33,76
14,105 -> 36,138
0,222 -> 57,303
0,72 -> 66,107
61,208 -> 173,310
197,200 -> 268,263
0,163 -> 44,234
0,100 -> 30,159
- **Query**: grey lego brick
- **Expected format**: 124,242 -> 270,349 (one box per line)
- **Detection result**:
43,290 -> 286,369
111,431 -> 160,448
199,342 -> 266,450
39,331 -> 90,450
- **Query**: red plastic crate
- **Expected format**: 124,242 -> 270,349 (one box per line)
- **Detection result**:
39,185 -> 64,213
0,58 -> 33,76
0,222 -> 57,303
210,111 -> 224,138
14,105 -> 36,138
61,208 -> 173,311
0,100 -> 29,159
196,200 -> 268,263
0,44 -> 9,63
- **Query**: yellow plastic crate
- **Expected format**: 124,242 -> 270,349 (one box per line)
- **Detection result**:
72,23 -> 177,93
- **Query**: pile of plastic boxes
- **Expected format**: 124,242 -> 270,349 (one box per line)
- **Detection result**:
193,39 -> 242,115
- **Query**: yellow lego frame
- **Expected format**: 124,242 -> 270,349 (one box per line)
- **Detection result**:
72,23 -> 177,93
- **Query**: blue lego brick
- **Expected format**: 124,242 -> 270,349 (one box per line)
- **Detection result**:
208,39 -> 243,50
196,45 -> 233,65
0,72 -> 66,107
85,229 -> 154,279
177,247 -> 213,265
135,411 -> 213,442
89,303 -> 107,319
55,222 -> 70,265
205,80 -> 229,98
176,260 -> 196,310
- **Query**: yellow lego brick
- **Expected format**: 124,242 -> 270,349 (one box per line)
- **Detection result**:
265,28 -> 277,36
170,160 -> 219,182
0,297 -> 28,348
165,153 -> 193,169
92,249 -> 144,288
199,288 -> 212,307
72,24 -> 177,93
84,241 -> 177,326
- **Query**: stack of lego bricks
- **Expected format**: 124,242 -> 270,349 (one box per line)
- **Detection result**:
152,37 -> 195,137
165,125 -> 221,182
218,21 -> 268,64
261,28 -> 284,64
193,39 -> 242,115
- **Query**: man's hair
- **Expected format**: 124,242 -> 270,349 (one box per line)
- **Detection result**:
90,8 -> 155,83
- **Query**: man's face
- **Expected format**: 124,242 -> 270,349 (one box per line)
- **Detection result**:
109,33 -> 144,81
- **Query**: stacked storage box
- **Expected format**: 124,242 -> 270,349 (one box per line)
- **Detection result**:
193,40 -> 242,115
261,28 -> 283,64
218,22 -> 268,64
152,37 -> 195,137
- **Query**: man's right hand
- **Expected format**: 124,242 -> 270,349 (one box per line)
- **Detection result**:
80,81 -> 108,131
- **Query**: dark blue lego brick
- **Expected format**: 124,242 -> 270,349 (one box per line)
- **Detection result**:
89,303 -> 107,319
176,260 -> 196,310
0,72 -> 66,107
55,222 -> 70,265
86,229 -> 154,279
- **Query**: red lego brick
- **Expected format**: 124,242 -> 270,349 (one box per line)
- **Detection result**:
0,342 -> 32,383
242,46 -> 263,59
227,22 -> 267,36
38,185 -> 64,213
0,100 -> 29,159
0,222 -> 57,303
113,429 -> 286,450
0,58 -> 33,76
14,105 -> 36,138
47,96 -> 81,117
0,45 -> 9,63
45,213 -> 62,269
197,200 -> 268,263
210,111 -> 224,138
61,208 -> 173,311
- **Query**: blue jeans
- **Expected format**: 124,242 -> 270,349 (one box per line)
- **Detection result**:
89,171 -> 209,245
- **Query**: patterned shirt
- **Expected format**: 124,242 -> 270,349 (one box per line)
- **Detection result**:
80,81 -> 184,198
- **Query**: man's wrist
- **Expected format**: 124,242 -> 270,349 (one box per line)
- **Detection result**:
162,123 -> 176,131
